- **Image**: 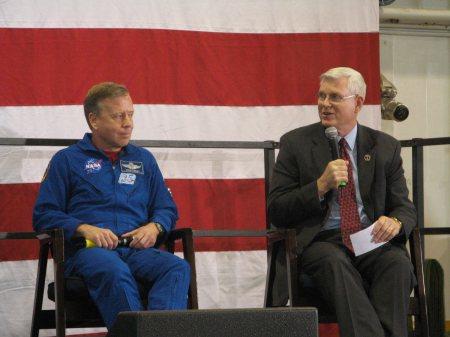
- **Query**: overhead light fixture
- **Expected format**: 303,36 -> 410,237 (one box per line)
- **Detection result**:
380,74 -> 409,122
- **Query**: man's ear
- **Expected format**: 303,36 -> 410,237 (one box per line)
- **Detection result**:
89,112 -> 98,130
355,95 -> 364,113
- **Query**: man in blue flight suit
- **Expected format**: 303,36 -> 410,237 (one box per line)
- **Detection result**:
33,82 -> 190,330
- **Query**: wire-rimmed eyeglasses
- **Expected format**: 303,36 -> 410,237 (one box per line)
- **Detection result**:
317,92 -> 356,103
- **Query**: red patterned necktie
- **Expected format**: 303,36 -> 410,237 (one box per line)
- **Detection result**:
339,138 -> 361,252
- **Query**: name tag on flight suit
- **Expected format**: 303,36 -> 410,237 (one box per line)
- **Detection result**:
118,173 -> 136,185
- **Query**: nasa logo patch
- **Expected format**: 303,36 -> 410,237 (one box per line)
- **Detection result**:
84,158 -> 103,174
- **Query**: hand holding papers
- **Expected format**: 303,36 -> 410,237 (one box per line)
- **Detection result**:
350,222 -> 388,256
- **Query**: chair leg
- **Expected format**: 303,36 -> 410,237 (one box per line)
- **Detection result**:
410,227 -> 429,337
263,240 -> 275,307
52,231 -> 66,337
30,242 -> 50,337
285,230 -> 299,307
54,261 -> 66,337
182,231 -> 198,309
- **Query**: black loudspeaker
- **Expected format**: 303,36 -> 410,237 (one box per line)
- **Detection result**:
108,307 -> 318,337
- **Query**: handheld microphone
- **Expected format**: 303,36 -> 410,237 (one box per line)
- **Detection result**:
324,127 -> 347,188
73,236 -> 132,249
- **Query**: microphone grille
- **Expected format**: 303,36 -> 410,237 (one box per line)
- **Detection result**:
325,127 -> 338,140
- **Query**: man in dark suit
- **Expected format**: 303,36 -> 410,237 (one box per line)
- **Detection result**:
268,67 -> 416,337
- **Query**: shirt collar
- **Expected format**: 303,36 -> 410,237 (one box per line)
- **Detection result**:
78,133 -> 98,152
338,124 -> 358,151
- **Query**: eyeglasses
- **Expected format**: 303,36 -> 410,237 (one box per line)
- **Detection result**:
317,92 -> 356,103
110,111 -> 134,122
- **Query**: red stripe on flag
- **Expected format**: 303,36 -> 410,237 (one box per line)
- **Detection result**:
0,28 -> 380,106
169,179 -> 266,252
0,183 -> 41,261
0,179 -> 266,261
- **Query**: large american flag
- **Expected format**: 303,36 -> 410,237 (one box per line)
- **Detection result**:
0,1 -> 380,335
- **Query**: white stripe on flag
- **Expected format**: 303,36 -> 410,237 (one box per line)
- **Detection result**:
1,104 -> 381,140
0,105 -> 380,183
0,0 -> 379,33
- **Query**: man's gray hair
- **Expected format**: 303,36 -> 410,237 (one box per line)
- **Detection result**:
320,67 -> 366,99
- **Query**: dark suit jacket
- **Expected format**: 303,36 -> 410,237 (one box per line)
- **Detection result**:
267,122 -> 416,305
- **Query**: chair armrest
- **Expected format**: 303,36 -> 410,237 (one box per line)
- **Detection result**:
0,230 -> 60,275
167,228 -> 193,242
0,231 -> 37,240
165,228 -> 194,259
0,230 -> 58,261
164,228 -> 193,253
267,228 -> 297,246
33,229 -> 65,262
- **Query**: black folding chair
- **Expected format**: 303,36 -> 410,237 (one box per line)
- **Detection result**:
27,228 -> 198,337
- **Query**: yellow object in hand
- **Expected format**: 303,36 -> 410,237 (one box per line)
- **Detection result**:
85,239 -> 97,248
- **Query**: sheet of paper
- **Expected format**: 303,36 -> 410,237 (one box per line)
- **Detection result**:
350,222 -> 387,256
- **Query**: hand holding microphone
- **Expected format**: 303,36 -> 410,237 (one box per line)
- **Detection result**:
81,236 -> 132,248
325,126 -> 348,188
316,127 -> 349,197
74,224 -> 119,250
74,223 -> 161,250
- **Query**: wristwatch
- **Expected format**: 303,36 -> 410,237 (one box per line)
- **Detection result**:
154,222 -> 165,235
390,217 -> 402,228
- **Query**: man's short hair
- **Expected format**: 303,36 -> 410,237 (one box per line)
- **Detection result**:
320,67 -> 366,100
83,82 -> 129,129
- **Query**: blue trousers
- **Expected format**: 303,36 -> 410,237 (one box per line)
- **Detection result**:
64,246 -> 190,329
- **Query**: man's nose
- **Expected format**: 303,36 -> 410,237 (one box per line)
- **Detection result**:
122,115 -> 133,127
320,96 -> 332,107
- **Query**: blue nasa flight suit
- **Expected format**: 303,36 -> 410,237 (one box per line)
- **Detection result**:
33,133 -> 190,329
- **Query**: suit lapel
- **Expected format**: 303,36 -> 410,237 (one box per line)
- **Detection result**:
311,126 -> 332,177
356,124 -> 376,206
